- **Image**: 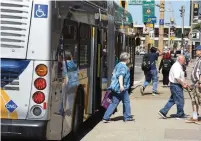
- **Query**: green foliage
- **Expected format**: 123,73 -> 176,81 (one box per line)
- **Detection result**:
193,23 -> 201,30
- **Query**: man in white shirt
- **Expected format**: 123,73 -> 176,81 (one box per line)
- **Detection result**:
158,55 -> 188,119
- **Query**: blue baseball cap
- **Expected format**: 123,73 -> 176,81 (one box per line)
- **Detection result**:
196,45 -> 201,50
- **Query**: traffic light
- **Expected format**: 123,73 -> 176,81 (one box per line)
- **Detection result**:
136,37 -> 141,46
179,6 -> 184,17
179,9 -> 183,17
194,3 -> 199,9
193,3 -> 199,17
171,26 -> 176,32
120,0 -> 128,10
121,0 -> 125,8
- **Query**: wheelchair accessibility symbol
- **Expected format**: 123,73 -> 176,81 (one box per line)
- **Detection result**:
34,4 -> 48,18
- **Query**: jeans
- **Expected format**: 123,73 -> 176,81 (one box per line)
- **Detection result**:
103,90 -> 131,120
160,83 -> 185,117
143,69 -> 158,93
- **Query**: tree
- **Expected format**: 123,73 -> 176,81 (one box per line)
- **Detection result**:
193,23 -> 201,30
173,42 -> 177,49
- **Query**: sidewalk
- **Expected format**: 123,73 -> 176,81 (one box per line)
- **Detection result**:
81,61 -> 201,141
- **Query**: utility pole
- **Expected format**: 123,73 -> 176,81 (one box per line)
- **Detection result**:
158,0 -> 165,52
144,22 -> 150,52
168,25 -> 171,47
169,1 -> 174,49
190,0 -> 194,57
180,5 -> 185,54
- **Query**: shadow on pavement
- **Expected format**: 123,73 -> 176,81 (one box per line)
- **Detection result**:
142,92 -> 152,96
111,116 -> 124,121
63,107 -> 105,141
158,114 -> 191,119
110,115 -> 135,121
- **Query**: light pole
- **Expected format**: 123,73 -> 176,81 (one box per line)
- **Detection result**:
165,23 -> 171,47
156,3 -> 174,49
165,22 -> 175,48
155,1 -> 165,52
180,5 -> 185,54
190,0 -> 194,56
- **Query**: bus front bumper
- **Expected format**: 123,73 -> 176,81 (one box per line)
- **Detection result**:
1,119 -> 48,140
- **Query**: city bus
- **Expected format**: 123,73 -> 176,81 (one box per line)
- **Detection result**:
1,0 -> 135,140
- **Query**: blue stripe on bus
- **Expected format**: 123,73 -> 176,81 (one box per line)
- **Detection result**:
1,59 -> 30,87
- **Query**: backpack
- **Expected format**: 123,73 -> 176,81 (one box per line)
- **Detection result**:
141,54 -> 151,72
162,59 -> 172,71
185,53 -> 190,62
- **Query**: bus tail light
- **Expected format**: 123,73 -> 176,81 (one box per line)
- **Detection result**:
32,106 -> 42,116
43,102 -> 47,109
32,91 -> 45,104
34,78 -> 46,90
35,64 -> 48,77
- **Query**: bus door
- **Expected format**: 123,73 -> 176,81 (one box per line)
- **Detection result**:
93,27 -> 102,111
58,19 -> 80,137
79,23 -> 92,118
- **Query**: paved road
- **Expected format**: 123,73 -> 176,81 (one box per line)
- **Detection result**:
134,55 -> 144,85
81,99 -> 201,141
80,62 -> 201,141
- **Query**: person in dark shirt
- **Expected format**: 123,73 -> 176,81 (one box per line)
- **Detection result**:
159,52 -> 174,86
141,47 -> 161,96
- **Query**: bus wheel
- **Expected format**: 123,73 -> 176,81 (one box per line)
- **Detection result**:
72,85 -> 84,134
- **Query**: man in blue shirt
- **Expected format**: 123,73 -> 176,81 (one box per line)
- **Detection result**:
141,47 -> 161,96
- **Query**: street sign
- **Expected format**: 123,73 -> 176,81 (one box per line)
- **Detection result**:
146,16 -> 157,24
128,0 -> 143,5
143,0 -> 155,23
191,29 -> 201,42
149,30 -> 154,39
192,33 -> 197,39
159,19 -> 164,25
143,0 -> 155,6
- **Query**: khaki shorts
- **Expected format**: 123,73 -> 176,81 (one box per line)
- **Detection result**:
188,86 -> 201,106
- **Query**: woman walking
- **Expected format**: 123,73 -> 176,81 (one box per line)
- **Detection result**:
159,52 -> 173,86
103,52 -> 134,122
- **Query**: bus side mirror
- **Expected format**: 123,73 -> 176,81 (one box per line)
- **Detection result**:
135,37 -> 141,46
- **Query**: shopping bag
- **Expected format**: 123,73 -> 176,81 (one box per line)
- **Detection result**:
101,91 -> 112,109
